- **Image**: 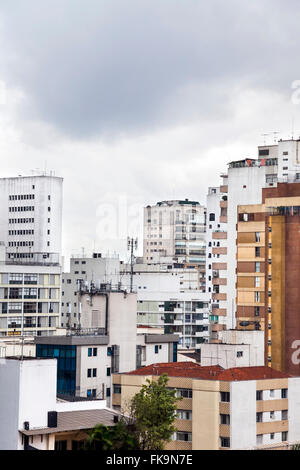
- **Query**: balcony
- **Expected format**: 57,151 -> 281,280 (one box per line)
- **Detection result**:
212,278 -> 227,286
212,232 -> 227,240
212,247 -> 227,255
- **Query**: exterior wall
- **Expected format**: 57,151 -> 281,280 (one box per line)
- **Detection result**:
206,181 -> 228,339
143,200 -> 206,272
230,381 -> 256,449
61,254 -> 120,328
0,265 -> 61,337
0,359 -> 20,449
136,290 -> 209,349
76,344 -> 111,399
0,175 -> 63,265
288,377 -> 300,443
192,379 -> 220,450
18,359 -> 57,433
200,343 -> 264,368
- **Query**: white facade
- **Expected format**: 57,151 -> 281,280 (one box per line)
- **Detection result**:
143,200 -> 206,271
0,175 -> 63,265
230,381 -> 257,449
61,253 -> 120,328
200,342 -> 264,368
0,357 -> 108,450
136,290 -> 209,349
205,177 -> 228,338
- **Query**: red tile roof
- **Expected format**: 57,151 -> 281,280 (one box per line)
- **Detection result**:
126,362 -> 290,381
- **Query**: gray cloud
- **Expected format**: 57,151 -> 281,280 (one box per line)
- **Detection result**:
0,0 -> 299,138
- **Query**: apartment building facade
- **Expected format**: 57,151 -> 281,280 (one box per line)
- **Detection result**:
143,200 -> 206,285
112,362 -> 300,450
206,175 -> 228,342
236,181 -> 300,375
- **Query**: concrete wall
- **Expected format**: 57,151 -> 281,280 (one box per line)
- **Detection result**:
0,359 -> 20,449
288,377 -> 300,443
230,380 -> 256,449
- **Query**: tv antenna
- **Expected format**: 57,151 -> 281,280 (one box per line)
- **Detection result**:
127,237 -> 138,293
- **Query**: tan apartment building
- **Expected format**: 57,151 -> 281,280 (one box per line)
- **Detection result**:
236,182 -> 300,376
112,361 -> 300,450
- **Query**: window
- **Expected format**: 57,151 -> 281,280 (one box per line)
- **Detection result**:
255,232 -> 260,242
220,437 -> 230,448
107,367 -> 111,377
88,348 -> 92,357
87,369 -> 92,378
177,410 -> 192,420
270,389 -> 275,398
176,388 -> 192,399
255,306 -> 260,317
256,412 -> 263,423
92,368 -> 97,377
106,387 -> 111,397
256,390 -> 263,401
220,392 -> 230,402
282,410 -> 288,420
209,213 -> 215,221
255,277 -> 260,287
259,149 -> 269,156
270,433 -> 275,440
155,345 -> 159,354
107,347 -> 112,356
270,411 -> 275,420
237,351 -> 243,358
113,384 -> 121,394
93,347 -> 97,356
282,431 -> 288,441
281,388 -> 288,398
176,432 -> 192,442
220,414 -> 230,425
255,262 -> 260,273
255,247 -> 260,257
255,292 -> 260,302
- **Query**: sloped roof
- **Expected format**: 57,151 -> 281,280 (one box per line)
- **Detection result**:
126,362 -> 290,381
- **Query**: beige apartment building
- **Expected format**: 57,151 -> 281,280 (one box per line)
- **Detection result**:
112,362 -> 300,450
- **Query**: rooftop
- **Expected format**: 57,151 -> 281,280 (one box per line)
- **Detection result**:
125,362 -> 290,381
21,408 -> 119,436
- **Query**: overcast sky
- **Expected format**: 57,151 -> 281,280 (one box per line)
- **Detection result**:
0,0 -> 300,265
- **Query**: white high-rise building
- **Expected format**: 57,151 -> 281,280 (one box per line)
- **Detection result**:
0,174 -> 63,337
143,199 -> 206,265
0,175 -> 63,265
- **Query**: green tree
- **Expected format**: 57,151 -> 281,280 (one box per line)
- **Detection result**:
291,443 -> 300,450
129,373 -> 182,450
84,419 -> 139,450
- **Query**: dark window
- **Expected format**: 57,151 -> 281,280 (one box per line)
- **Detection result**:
256,390 -> 263,401
220,437 -> 230,448
281,388 -> 288,399
220,392 -> 230,402
220,414 -> 230,425
259,149 -> 269,156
